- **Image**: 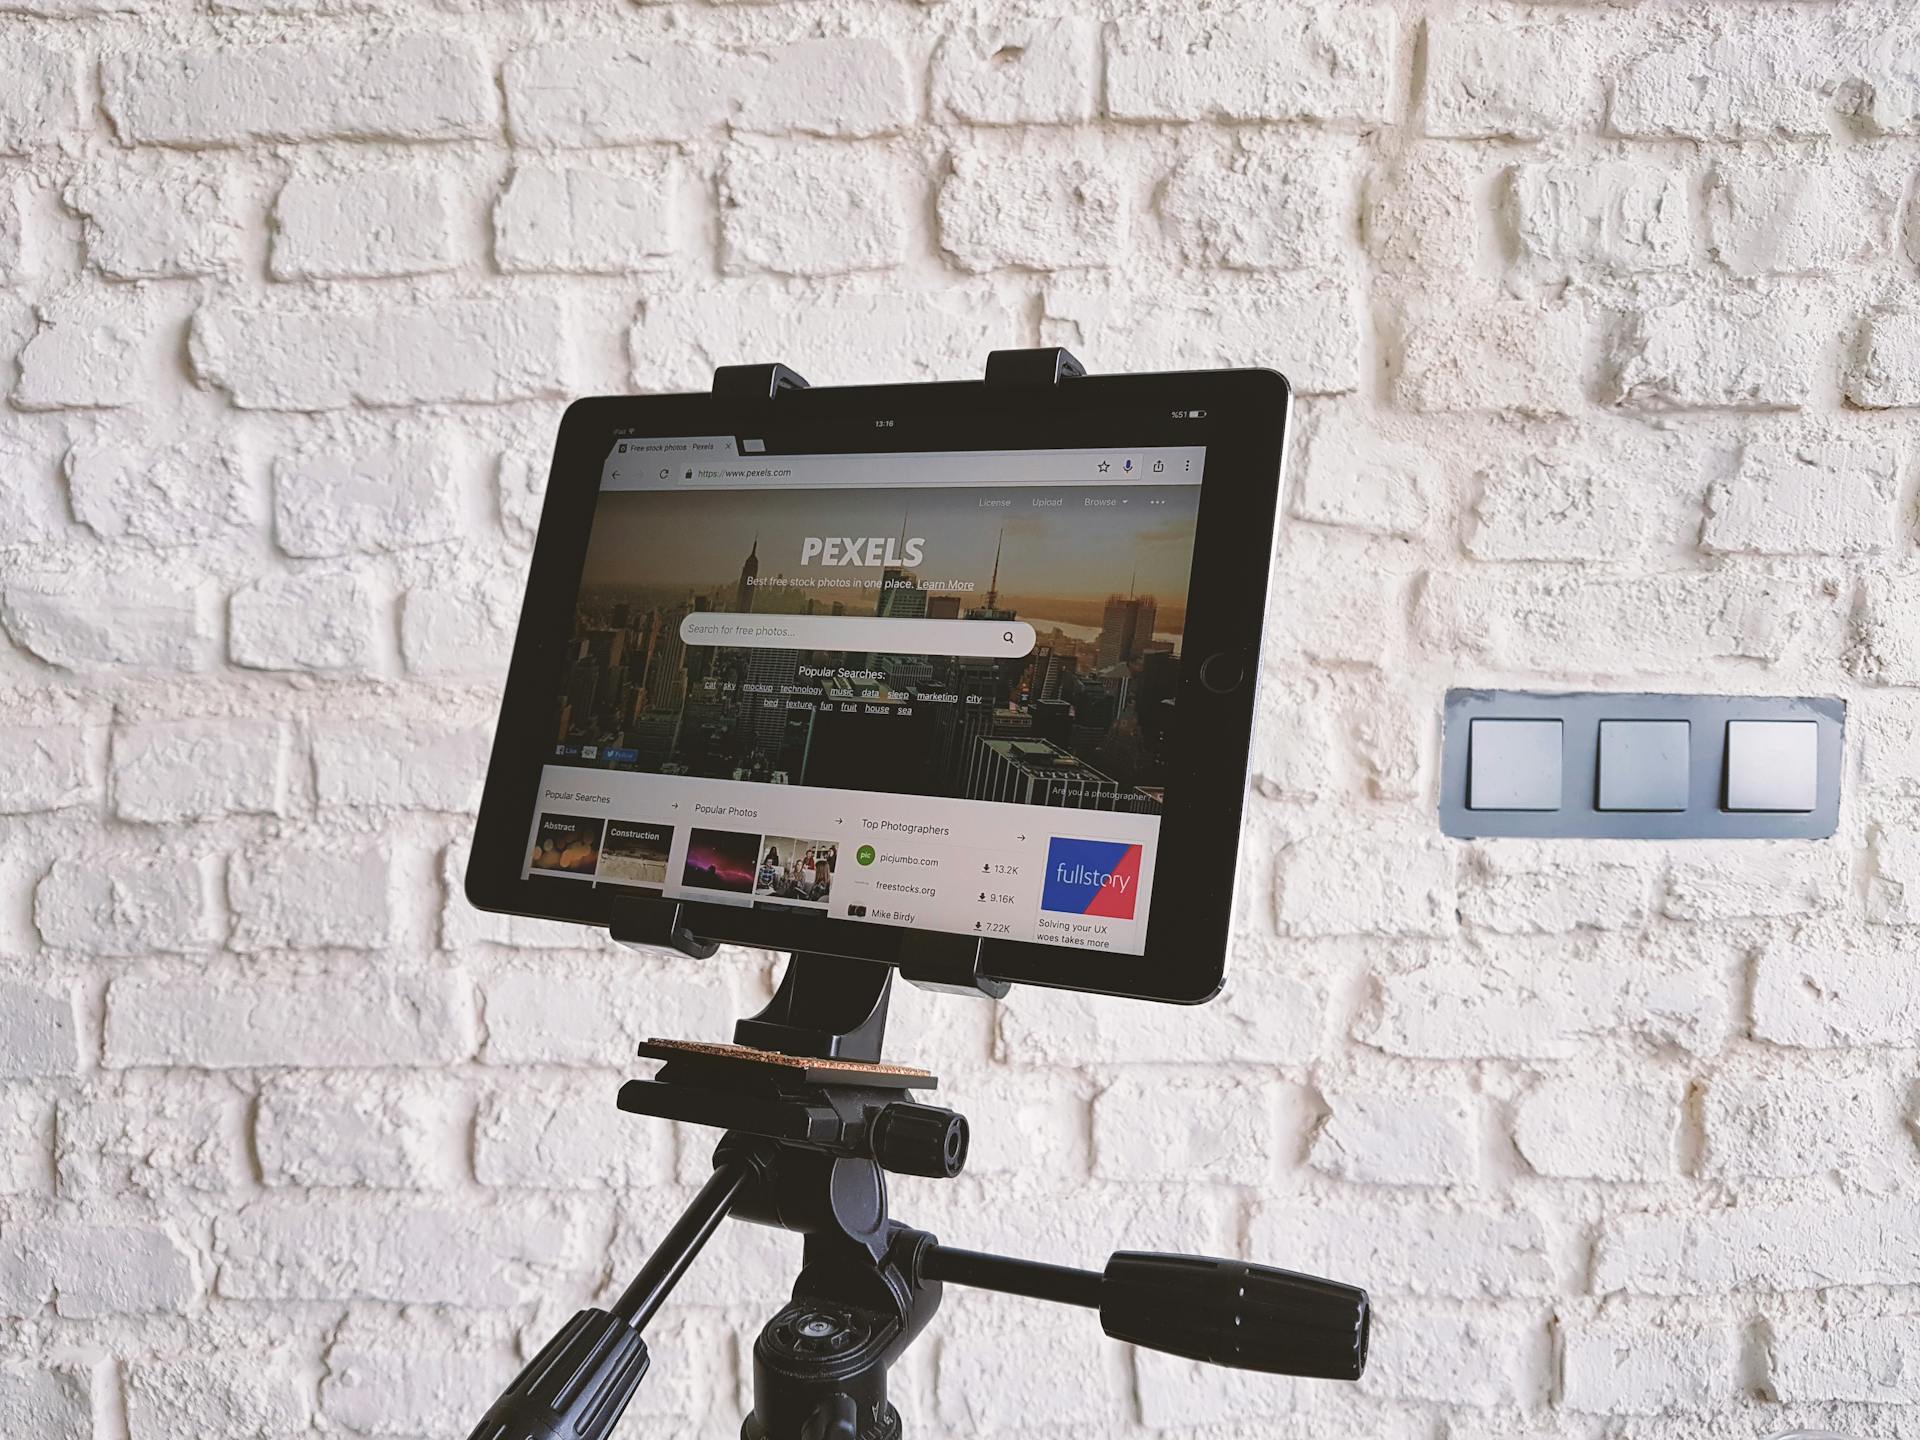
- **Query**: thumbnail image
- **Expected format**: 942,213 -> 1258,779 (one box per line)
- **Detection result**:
753,836 -> 837,905
1040,836 -> 1143,919
680,827 -> 759,895
529,812 -> 605,875
599,820 -> 674,888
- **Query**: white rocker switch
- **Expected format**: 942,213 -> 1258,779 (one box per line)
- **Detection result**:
1725,720 -> 1818,812
1468,718 -> 1563,811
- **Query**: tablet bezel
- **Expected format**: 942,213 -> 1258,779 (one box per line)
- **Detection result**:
467,367 -> 1289,1005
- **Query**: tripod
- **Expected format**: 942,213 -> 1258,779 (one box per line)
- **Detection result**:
466,938 -> 1369,1440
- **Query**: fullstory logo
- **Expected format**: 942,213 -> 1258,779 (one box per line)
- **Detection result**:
1040,838 -> 1143,920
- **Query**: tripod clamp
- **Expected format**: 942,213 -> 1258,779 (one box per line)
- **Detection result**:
465,349 -> 1368,1440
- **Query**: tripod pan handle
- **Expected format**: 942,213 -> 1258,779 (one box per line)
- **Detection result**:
1100,1252 -> 1369,1380
467,1308 -> 649,1440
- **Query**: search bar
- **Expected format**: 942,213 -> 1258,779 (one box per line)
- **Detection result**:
680,614 -> 1037,658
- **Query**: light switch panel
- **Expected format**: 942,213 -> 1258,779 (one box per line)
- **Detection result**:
1598,720 -> 1690,812
1441,690 -> 1843,839
1468,718 -> 1563,810
1725,720 -> 1819,812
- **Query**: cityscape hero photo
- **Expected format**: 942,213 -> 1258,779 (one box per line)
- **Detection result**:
551,482 -> 1200,812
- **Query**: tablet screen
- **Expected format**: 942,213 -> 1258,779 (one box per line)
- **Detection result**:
522,435 -> 1204,956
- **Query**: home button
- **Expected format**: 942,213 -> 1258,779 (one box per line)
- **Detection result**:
1199,651 -> 1246,694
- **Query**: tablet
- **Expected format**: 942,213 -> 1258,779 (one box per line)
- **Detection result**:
467,367 -> 1289,1004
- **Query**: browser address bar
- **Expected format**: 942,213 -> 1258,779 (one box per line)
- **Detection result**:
680,614 -> 1037,658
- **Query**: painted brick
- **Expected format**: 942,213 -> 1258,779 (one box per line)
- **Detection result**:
36,856 -> 214,954
1357,941 -> 1725,1061
312,721 -> 488,812
1866,825 -> 1920,924
1664,843 -> 1847,922
104,973 -> 474,1068
1310,1091 -> 1477,1187
1601,294 -> 1824,411
1768,1316 -> 1920,1404
1363,1309 -> 1538,1408
111,719 -> 286,822
1706,159 -> 1898,275
1042,278 -> 1361,394
480,966 -> 741,1065
67,158 -> 242,279
1595,1199 -> 1920,1294
0,175 -> 32,283
320,1337 -> 516,1435
1560,1323 -> 1736,1414
1852,574 -> 1920,687
272,166 -> 458,280
1250,1202 -> 1558,1299
1505,163 -> 1690,276
1845,309 -> 1920,408
940,138 -> 1127,272
0,1221 -> 198,1318
0,723 -> 101,813
1466,435 -> 1692,563
102,36 -> 496,146
124,1355 -> 307,1440
495,160 -> 676,276
0,43 -> 83,154
1751,922 -> 1920,1049
192,297 -> 573,410
1425,21 -> 1601,139
1160,134 -> 1350,271
1702,428 -> 1901,557
1091,1073 -> 1283,1186
1461,851 -> 1649,934
1701,1074 -> 1895,1179
56,1093 -> 241,1198
256,1073 -> 462,1189
399,578 -> 514,678
474,1077 -> 671,1189
633,285 -> 1019,391
0,565 -> 207,671
1276,830 -> 1455,938
1417,569 -> 1820,674
14,291 -> 167,410
0,1089 -> 54,1192
272,423 -> 461,556
0,1365 -> 92,1440
1365,145 -> 1477,275
504,39 -> 910,146
724,143 -> 910,277
1291,406 -> 1427,537
0,981 -> 79,1077
995,962 -> 1322,1066
66,437 -> 246,548
214,1201 -> 573,1305
1106,12 -> 1395,124
1512,1069 -> 1680,1180
1608,20 -> 1835,141
932,19 -> 1097,126
229,570 -> 380,674
229,844 -> 392,950
1393,295 -> 1587,415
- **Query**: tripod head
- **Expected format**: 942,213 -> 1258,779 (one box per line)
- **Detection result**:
466,942 -> 1368,1440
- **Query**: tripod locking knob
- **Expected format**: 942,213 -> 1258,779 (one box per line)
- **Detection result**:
1100,1252 -> 1369,1380
869,1102 -> 968,1178
467,1307 -> 649,1440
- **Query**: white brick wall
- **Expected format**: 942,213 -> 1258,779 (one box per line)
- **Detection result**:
1,3 -> 1916,1436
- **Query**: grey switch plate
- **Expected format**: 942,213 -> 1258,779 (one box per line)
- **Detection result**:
1441,690 -> 1844,840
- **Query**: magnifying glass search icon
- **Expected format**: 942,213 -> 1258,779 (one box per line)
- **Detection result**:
1002,630 -> 1014,644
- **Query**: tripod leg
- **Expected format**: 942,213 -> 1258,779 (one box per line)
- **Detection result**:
468,1152 -> 761,1440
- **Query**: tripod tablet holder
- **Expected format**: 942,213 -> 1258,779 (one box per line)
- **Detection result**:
465,353 -> 1369,1440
